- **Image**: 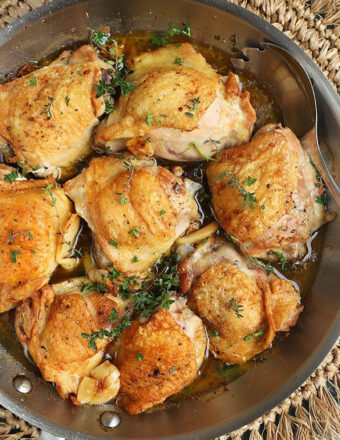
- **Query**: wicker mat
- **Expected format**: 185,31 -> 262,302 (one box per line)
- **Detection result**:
0,0 -> 339,439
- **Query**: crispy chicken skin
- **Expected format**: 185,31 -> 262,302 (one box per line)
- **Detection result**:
64,155 -> 199,273
0,178 -> 79,313
178,236 -> 303,364
0,45 -> 108,177
116,298 -> 206,415
94,43 -> 256,160
15,279 -> 123,403
207,124 -> 334,261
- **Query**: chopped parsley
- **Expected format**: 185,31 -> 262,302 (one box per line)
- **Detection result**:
65,96 -> 70,105
160,210 -> 165,216
174,57 -> 183,65
210,330 -> 219,338
185,111 -> 194,118
109,239 -> 118,248
29,77 -> 36,86
137,353 -> 144,361
77,70 -> 83,77
132,256 -> 139,263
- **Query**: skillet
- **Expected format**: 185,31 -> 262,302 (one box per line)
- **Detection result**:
0,1 -> 339,439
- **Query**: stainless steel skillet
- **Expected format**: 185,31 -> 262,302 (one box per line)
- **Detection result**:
0,1 -> 339,439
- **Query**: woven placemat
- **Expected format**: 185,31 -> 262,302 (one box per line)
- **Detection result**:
0,1 -> 339,439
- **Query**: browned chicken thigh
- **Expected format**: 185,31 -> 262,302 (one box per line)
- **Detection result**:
116,297 -> 206,414
94,43 -> 256,161
178,236 -> 303,364
207,124 -> 335,261
0,177 -> 79,313
64,155 -> 200,274
0,45 -> 109,177
15,278 -> 124,404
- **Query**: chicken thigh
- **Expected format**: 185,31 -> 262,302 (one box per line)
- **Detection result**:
94,43 -> 256,161
116,297 -> 206,414
64,155 -> 200,274
0,45 -> 109,177
178,236 -> 303,364
207,124 -> 335,261
15,278 -> 123,404
0,177 -> 79,313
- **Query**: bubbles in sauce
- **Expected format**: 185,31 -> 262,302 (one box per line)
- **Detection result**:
0,31 -> 325,408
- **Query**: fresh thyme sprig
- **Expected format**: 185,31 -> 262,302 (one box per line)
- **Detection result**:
230,299 -> 244,318
90,30 -> 136,113
115,157 -> 136,204
271,251 -> 297,271
247,256 -> 274,274
7,230 -> 33,245
81,254 -> 179,350
214,171 -> 257,210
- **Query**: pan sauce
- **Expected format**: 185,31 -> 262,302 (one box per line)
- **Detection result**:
0,31 -> 325,408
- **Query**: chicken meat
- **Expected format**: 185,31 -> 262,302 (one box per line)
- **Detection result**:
0,45 -> 109,177
15,278 -> 124,403
207,123 -> 335,261
94,43 -> 256,161
0,177 -> 80,313
116,297 -> 207,414
178,236 -> 303,364
64,155 -> 200,274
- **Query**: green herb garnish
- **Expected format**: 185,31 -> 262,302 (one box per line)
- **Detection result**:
214,171 -> 257,209
243,328 -> 264,341
10,250 -> 21,263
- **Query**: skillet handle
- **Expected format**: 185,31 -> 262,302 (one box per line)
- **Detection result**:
40,431 -> 65,440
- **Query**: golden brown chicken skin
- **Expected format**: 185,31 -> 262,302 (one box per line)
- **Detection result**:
116,298 -> 206,415
15,278 -> 124,403
0,45 -> 108,177
0,178 -> 79,313
178,236 -> 303,364
207,124 -> 334,261
64,155 -> 199,274
94,43 -> 255,161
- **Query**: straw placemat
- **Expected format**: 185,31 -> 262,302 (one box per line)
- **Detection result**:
0,0 -> 339,439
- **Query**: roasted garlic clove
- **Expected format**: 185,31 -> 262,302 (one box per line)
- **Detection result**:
77,360 -> 120,405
